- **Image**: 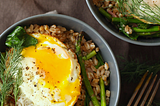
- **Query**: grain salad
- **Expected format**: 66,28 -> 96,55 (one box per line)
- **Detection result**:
93,0 -> 160,40
0,24 -> 110,106
25,24 -> 111,106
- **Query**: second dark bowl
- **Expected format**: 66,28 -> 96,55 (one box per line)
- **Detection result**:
86,0 -> 160,46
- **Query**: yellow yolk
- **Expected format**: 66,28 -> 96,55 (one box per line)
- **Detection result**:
22,46 -> 71,88
21,33 -> 81,105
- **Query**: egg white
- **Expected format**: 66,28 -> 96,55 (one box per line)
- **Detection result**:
139,0 -> 160,15
143,0 -> 160,6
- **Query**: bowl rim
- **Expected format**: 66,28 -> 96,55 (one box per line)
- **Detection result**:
86,0 -> 160,46
0,13 -> 120,106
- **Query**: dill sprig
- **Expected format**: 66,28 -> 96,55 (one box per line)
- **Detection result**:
116,0 -> 160,24
152,100 -> 160,106
118,57 -> 160,83
0,40 -> 23,106
13,67 -> 23,105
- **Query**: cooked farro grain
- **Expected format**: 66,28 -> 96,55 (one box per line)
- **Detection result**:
125,25 -> 133,34
91,79 -> 99,87
87,72 -> 94,81
106,90 -> 111,98
95,85 -> 101,94
104,62 -> 109,70
100,68 -> 105,76
102,75 -> 108,81
91,64 -> 97,72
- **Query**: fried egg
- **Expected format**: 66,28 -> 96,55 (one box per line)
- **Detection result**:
143,0 -> 160,6
139,0 -> 160,16
126,0 -> 160,24
17,33 -> 81,106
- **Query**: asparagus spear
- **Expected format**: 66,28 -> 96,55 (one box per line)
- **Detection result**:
143,33 -> 160,38
95,62 -> 101,69
137,32 -> 154,36
137,23 -> 151,29
99,7 -> 144,24
82,50 -> 97,60
112,17 -> 144,24
95,52 -> 104,69
99,7 -> 112,21
133,26 -> 160,33
75,34 -> 100,106
100,78 -> 107,106
96,52 -> 104,66
95,52 -> 107,106
84,90 -> 90,106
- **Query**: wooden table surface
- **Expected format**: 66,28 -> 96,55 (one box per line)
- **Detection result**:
0,0 -> 159,105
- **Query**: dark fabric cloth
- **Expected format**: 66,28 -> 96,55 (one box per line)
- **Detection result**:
0,0 -> 159,105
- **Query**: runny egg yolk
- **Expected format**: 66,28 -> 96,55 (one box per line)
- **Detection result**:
21,33 -> 81,105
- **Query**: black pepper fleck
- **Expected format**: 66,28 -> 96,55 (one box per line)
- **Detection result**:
71,77 -> 73,81
36,71 -> 39,75
26,66 -> 29,70
52,48 -> 56,53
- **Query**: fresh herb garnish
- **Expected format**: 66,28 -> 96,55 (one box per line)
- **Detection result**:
0,25 -> 38,105
0,40 -> 23,106
116,0 -> 160,24
118,56 -> 160,83
5,26 -> 38,47
152,100 -> 160,106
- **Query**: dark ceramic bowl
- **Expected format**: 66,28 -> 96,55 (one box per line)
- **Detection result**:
86,0 -> 160,46
0,14 -> 120,106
